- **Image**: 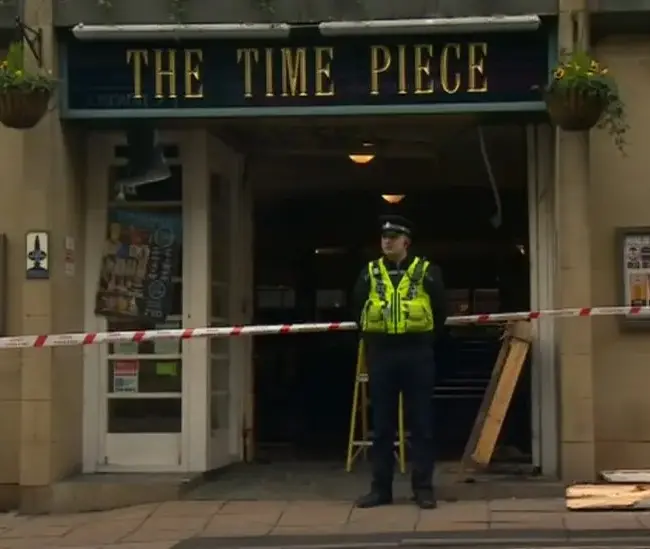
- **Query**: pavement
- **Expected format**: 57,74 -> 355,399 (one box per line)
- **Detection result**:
1,498 -> 650,549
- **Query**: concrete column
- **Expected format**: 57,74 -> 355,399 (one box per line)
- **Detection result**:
16,0 -> 86,511
556,0 -> 596,481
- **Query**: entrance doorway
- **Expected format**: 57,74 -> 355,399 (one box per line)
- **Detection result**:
221,116 -> 538,467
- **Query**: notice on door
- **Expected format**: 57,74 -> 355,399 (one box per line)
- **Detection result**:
113,360 -> 139,393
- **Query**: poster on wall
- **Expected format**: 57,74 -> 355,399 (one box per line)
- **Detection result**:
95,209 -> 182,322
622,232 -> 650,318
113,360 -> 139,393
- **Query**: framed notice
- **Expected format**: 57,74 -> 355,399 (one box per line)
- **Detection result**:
617,227 -> 650,328
113,360 -> 139,393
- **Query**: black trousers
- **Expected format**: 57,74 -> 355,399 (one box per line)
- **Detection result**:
366,342 -> 435,495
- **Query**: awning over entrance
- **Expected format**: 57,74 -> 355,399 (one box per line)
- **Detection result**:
60,16 -> 553,119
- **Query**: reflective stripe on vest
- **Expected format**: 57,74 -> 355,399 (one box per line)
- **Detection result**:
361,256 -> 434,334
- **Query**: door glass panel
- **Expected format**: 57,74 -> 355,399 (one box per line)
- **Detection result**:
108,359 -> 182,393
210,358 -> 229,392
108,398 -> 182,433
210,394 -> 229,431
210,174 -> 230,273
109,317 -> 182,355
209,175 -> 230,433
210,337 -> 229,356
103,161 -> 184,440
211,284 -> 229,320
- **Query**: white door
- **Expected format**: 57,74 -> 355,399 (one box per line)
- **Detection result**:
526,123 -> 558,476
82,133 -> 188,471
208,173 -> 233,468
100,166 -> 185,470
207,143 -> 251,468
237,162 -> 255,461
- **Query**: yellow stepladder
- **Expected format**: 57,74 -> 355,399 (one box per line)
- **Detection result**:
345,340 -> 407,473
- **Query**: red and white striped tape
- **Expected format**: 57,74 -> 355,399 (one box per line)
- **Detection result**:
0,305 -> 647,350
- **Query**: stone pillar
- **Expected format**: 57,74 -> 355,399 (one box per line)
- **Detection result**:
17,0 -> 86,511
556,0 -> 596,481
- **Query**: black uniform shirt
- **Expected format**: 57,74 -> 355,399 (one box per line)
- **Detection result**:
352,255 -> 448,348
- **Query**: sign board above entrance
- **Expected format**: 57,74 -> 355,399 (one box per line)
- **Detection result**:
63,29 -> 550,117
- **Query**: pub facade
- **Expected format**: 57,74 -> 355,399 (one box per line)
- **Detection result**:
0,0 -> 648,513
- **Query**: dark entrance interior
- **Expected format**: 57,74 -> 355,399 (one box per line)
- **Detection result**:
222,115 -> 533,467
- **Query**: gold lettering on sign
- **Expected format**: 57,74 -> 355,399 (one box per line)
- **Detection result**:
468,42 -> 488,92
414,44 -> 434,94
237,46 -> 334,98
126,48 -> 203,99
184,49 -> 204,99
397,45 -> 407,95
237,48 -> 260,98
154,49 -> 177,99
126,49 -> 148,99
370,45 -> 391,95
265,48 -> 274,97
281,48 -> 308,97
440,43 -> 461,94
314,47 -> 335,97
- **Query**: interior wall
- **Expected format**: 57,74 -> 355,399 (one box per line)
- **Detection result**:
590,37 -> 650,470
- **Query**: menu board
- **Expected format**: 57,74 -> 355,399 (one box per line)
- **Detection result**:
622,233 -> 650,318
95,209 -> 182,322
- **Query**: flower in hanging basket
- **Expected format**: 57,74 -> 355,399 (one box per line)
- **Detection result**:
543,50 -> 627,152
0,42 -> 57,130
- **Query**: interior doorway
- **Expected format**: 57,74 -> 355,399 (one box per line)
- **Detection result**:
219,115 -> 535,468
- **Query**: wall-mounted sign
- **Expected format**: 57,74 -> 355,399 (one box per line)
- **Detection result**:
25,231 -> 49,280
63,27 -> 550,116
95,209 -> 182,322
618,227 -> 650,327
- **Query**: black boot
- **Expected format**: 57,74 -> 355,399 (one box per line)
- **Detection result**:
412,489 -> 437,509
355,491 -> 393,508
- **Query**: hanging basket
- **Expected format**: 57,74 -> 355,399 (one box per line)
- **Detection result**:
0,88 -> 51,130
544,88 -> 607,132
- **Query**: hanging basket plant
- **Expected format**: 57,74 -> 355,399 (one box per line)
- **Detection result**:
0,42 -> 56,130
543,50 -> 628,152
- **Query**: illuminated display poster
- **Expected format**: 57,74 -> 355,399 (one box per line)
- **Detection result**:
95,209 -> 182,322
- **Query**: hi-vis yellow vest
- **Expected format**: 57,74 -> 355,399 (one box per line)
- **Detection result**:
361,257 -> 434,334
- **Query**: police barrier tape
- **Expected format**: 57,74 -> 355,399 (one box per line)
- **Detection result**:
0,305 -> 647,350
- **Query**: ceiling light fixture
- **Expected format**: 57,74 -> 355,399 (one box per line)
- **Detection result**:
349,153 -> 375,164
349,142 -> 375,164
382,194 -> 406,204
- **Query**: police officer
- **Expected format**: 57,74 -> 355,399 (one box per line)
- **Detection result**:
353,214 -> 447,509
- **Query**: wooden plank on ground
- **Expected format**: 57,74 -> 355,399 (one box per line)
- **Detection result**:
566,483 -> 650,510
470,321 -> 532,467
601,470 -> 650,483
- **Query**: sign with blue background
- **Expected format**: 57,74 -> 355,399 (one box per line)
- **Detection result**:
62,28 -> 550,117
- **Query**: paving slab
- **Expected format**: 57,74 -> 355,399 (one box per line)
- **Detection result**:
489,499 -> 566,512
0,499 -> 649,547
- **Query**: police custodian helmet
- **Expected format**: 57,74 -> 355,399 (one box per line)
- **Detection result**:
379,215 -> 414,238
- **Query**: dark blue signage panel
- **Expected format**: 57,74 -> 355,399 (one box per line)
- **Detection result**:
63,29 -> 550,116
